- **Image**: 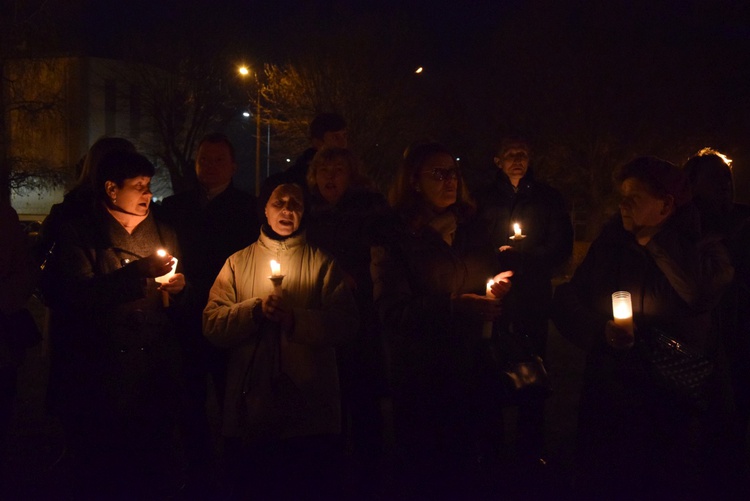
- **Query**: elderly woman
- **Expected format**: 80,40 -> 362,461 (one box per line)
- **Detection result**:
305,147 -> 390,462
371,142 -> 512,493
553,157 -> 734,497
43,150 -> 187,497
203,181 -> 358,498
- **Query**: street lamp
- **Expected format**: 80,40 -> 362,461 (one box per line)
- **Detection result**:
238,65 -> 262,196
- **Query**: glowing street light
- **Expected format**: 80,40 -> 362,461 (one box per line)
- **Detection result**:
238,65 -> 262,196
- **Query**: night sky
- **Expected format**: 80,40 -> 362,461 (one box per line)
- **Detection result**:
7,0 -> 750,200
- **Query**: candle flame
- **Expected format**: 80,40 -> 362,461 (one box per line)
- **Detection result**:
613,303 -> 631,320
157,249 -> 167,257
270,260 -> 281,276
513,223 -> 522,236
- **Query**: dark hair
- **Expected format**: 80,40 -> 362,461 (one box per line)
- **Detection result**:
496,135 -> 531,158
683,150 -> 734,226
197,132 -> 236,162
96,151 -> 155,200
309,113 -> 347,140
683,150 -> 734,200
307,147 -> 372,192
618,156 -> 691,207
389,141 -> 475,219
75,137 -> 136,190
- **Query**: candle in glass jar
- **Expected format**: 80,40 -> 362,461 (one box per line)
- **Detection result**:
611,291 -> 634,335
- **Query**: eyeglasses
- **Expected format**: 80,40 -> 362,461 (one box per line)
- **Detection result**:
421,168 -> 460,181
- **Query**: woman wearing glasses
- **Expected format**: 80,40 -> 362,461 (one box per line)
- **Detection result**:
371,141 -> 512,495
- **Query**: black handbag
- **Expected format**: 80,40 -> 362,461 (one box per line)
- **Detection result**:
638,328 -> 714,411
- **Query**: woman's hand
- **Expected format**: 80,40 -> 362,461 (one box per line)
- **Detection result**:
262,294 -> 295,333
452,293 -> 503,321
157,273 -> 185,295
605,320 -> 634,350
135,251 -> 175,278
490,270 -> 513,299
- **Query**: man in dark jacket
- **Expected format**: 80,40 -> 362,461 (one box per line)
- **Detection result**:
160,132 -> 260,494
478,136 -> 573,466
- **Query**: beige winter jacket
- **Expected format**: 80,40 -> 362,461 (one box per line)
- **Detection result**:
204,228 -> 358,439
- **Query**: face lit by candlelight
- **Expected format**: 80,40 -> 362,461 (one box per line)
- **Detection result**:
315,157 -> 351,205
106,176 -> 153,216
495,145 -> 529,187
265,184 -> 304,236
415,152 -> 458,211
619,178 -> 674,234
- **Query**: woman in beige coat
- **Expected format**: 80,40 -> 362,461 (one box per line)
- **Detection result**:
203,181 -> 358,498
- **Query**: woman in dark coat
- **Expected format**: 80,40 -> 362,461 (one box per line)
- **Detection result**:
43,150 -> 188,498
553,157 -> 734,498
305,147 -> 390,465
371,142 -> 512,495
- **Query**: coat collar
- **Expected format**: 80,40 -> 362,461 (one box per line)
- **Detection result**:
257,226 -> 306,252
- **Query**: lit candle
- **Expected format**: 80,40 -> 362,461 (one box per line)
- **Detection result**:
483,279 -> 495,339
269,259 -> 284,295
270,259 -> 281,277
509,222 -> 526,240
611,291 -> 634,336
155,249 -> 178,307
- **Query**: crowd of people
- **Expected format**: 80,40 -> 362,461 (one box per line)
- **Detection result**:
1,112 -> 749,499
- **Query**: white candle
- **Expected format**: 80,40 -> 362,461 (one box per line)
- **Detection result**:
155,249 -> 178,307
270,259 -> 281,277
509,222 -> 525,240
486,279 -> 495,298
483,279 -> 496,339
611,291 -> 634,335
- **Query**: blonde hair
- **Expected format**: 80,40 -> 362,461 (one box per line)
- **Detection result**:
307,147 -> 372,193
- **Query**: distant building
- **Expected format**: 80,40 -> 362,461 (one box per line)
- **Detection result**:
4,56 -> 172,219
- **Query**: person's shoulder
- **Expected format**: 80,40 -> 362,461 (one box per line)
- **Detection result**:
161,189 -> 198,207
220,185 -> 256,206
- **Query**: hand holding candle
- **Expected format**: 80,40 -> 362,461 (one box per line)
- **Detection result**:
481,271 -> 512,339
483,279 -> 497,339
155,249 -> 179,307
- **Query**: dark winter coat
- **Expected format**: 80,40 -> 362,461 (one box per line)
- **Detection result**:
479,169 -> 573,343
44,208 -> 187,423
552,206 -> 733,494
306,188 -> 392,405
160,183 -> 259,304
371,206 -> 499,457
306,188 -> 390,308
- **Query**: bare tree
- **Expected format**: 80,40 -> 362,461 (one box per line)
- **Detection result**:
258,11 -> 427,191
